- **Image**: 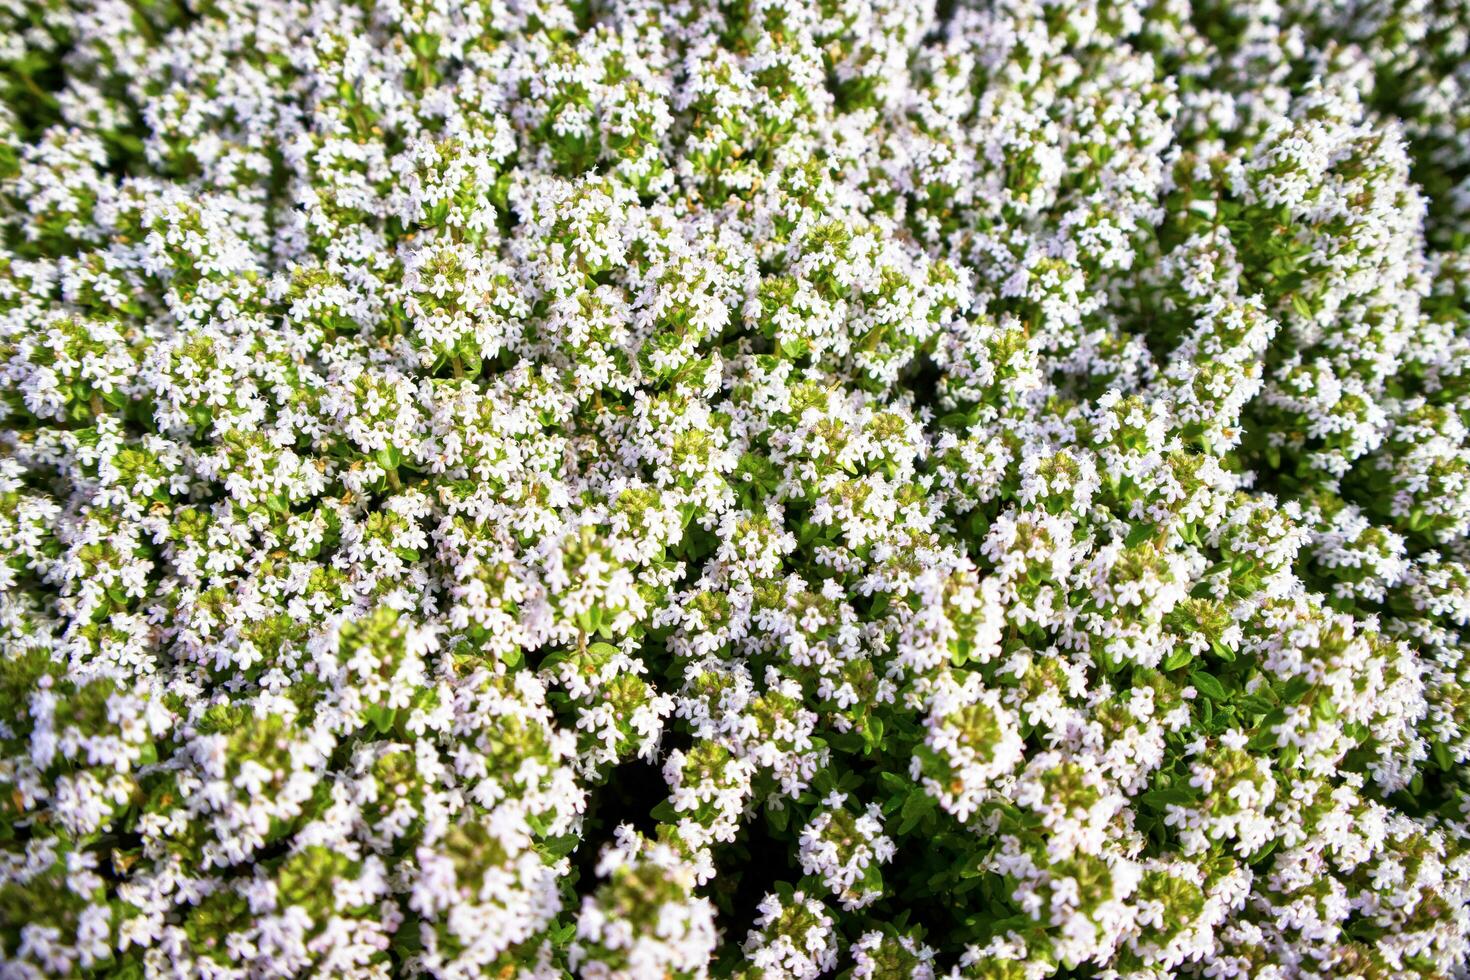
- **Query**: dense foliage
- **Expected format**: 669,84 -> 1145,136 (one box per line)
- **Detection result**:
3,0 -> 1470,975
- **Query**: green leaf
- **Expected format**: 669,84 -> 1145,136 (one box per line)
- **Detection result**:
1246,838 -> 1279,866
1140,787 -> 1194,809
1249,709 -> 1287,750
1290,292 -> 1313,321
1162,648 -> 1194,672
1433,741 -> 1455,771
542,834 -> 579,858
1235,693 -> 1274,715
862,716 -> 885,754
1281,676 -> 1311,703
364,705 -> 397,735
375,446 -> 402,471
897,790 -> 935,836
879,772 -> 909,794
1190,671 -> 1228,702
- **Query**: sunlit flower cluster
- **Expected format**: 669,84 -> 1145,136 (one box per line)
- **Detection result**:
3,0 -> 1470,976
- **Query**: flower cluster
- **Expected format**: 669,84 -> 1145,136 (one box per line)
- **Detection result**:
3,0 -> 1470,976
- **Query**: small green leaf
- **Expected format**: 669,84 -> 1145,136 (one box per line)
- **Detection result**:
1162,648 -> 1194,672
1246,838 -> 1279,866
1290,292 -> 1313,321
1140,787 -> 1193,809
1190,671 -> 1228,702
1433,742 -> 1455,771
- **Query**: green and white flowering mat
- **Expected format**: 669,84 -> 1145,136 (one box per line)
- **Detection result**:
3,0 -> 1470,976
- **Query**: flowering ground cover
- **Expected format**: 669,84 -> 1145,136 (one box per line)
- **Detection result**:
3,0 -> 1470,976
